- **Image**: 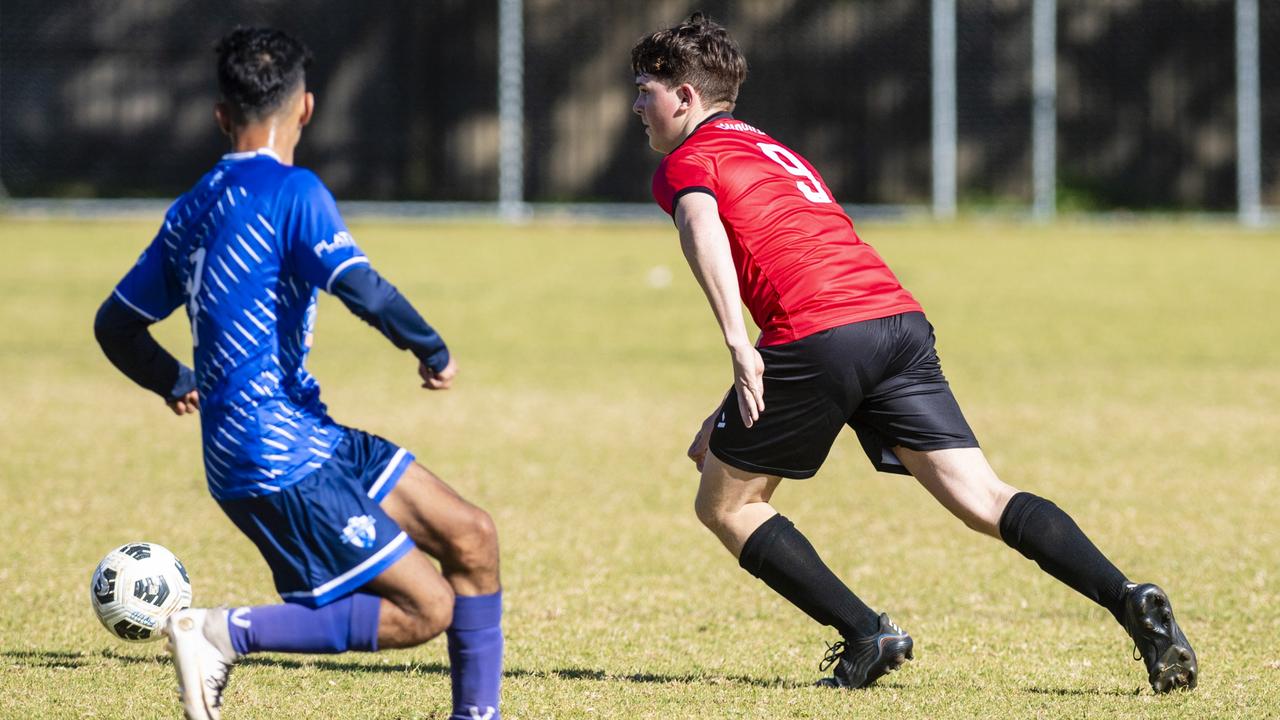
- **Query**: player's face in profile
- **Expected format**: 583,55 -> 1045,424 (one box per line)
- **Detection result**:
633,74 -> 684,153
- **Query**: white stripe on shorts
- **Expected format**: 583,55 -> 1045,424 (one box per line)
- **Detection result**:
366,447 -> 408,500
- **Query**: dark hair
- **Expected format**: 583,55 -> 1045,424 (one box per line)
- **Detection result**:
631,12 -> 747,108
214,27 -> 313,123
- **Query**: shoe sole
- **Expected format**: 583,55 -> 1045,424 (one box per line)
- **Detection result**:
1134,586 -> 1197,693
862,636 -> 914,687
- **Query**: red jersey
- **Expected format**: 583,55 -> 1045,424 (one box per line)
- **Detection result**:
652,114 -> 922,347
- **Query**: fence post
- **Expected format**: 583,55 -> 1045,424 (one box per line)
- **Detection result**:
932,0 -> 957,220
1237,0 -> 1262,226
498,0 -> 527,220
1032,0 -> 1056,221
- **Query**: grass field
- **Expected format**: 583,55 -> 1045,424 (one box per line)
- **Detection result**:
1,216 -> 1277,719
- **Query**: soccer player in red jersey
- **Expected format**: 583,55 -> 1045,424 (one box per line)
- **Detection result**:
632,14 -> 1196,693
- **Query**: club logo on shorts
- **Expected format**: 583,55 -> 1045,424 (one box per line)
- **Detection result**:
340,515 -> 378,549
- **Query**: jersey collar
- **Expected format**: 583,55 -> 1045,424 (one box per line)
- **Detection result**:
669,111 -> 734,154
221,148 -> 283,163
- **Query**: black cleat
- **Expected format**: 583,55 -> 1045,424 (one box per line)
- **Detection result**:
816,613 -> 913,689
1121,583 -> 1198,693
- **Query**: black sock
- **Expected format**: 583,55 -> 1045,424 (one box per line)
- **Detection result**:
998,492 -> 1131,624
738,514 -> 882,639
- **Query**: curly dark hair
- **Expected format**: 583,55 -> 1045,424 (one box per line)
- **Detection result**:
214,27 -> 313,123
631,12 -> 747,108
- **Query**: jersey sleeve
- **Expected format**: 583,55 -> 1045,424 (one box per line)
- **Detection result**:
652,152 -> 718,216
112,223 -> 184,322
279,170 -> 370,292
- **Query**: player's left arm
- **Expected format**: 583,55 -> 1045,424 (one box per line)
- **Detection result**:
674,192 -> 765,428
93,297 -> 199,415
94,223 -> 198,416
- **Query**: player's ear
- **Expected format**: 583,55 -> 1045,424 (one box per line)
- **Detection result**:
677,83 -> 701,112
677,84 -> 693,109
299,91 -> 315,128
213,102 -> 233,137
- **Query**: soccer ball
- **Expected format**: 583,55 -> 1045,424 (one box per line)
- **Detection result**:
90,542 -> 192,643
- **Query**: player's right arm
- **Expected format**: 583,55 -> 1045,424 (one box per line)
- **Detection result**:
674,191 -> 765,428
329,265 -> 455,390
94,231 -> 198,415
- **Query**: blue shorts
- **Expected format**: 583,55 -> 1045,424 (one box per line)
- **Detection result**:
218,427 -> 417,608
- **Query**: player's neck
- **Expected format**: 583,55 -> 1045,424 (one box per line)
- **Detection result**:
229,125 -> 298,165
676,106 -> 730,145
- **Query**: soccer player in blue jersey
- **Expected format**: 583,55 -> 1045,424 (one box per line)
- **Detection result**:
93,28 -> 503,720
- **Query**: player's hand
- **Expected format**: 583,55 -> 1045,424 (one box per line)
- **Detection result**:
166,390 -> 200,416
729,342 -> 765,428
687,408 -> 720,472
419,356 -> 457,390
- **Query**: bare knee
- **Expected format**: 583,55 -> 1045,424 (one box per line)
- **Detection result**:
398,578 -> 455,646
694,491 -> 729,534
441,506 -> 499,577
956,482 -> 1017,537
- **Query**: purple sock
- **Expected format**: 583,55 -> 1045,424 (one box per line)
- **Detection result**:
227,593 -> 381,655
447,591 -> 503,720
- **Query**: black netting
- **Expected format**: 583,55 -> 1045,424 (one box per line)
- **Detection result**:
1057,0 -> 1237,210
1262,0 -> 1280,206
0,0 -> 496,200
1,0 -> 1273,209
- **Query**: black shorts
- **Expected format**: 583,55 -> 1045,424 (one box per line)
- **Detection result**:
708,312 -> 978,478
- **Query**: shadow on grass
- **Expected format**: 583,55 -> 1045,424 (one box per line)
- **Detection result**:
3,650 -> 802,689
1024,685 -> 1139,697
1,648 -> 167,668
244,658 -> 802,689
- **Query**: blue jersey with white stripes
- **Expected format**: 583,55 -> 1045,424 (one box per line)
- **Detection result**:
113,149 -> 369,499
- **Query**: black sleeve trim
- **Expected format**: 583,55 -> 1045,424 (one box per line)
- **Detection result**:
672,186 -> 716,209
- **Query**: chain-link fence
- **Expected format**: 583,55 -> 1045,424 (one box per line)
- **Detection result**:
2,0 -> 1276,215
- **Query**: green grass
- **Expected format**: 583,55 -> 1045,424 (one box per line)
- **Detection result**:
1,216 -> 1278,718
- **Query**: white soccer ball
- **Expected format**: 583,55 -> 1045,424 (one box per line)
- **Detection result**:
90,542 -> 193,643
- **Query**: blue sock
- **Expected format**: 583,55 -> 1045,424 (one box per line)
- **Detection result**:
227,593 -> 381,655
447,591 -> 503,720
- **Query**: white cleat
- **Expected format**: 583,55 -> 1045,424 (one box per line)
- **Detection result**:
166,608 -> 238,720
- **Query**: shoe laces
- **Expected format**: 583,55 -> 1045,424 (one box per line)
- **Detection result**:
205,660 -> 232,709
820,640 -> 847,672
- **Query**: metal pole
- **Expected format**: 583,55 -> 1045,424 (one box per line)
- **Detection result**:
1236,0 -> 1262,226
1031,0 -> 1056,221
932,0 -> 957,219
0,14 -> 9,201
497,0 -> 527,220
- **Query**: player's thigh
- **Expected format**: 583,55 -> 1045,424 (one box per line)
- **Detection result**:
695,453 -> 783,518
379,462 -> 495,561
894,446 -> 1016,537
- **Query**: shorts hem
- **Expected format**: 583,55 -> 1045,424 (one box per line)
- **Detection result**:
892,438 -> 980,452
366,447 -> 415,502
277,530 -> 414,608
709,446 -> 819,480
